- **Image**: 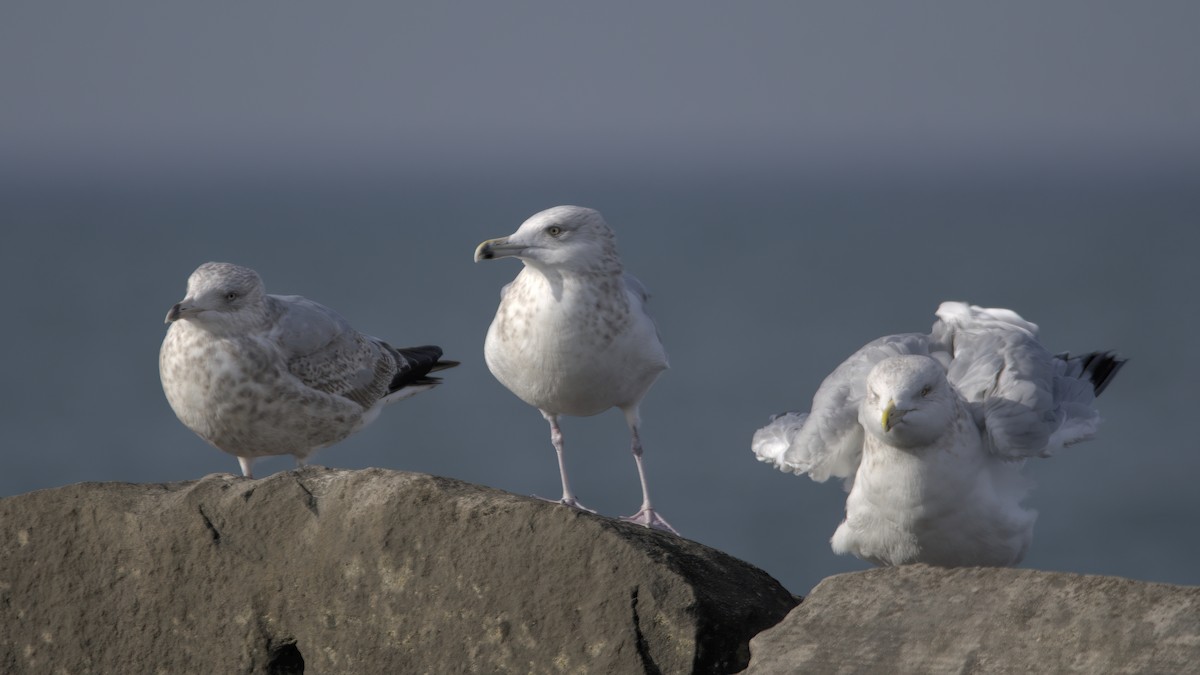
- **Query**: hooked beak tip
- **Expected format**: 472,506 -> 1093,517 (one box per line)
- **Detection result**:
165,303 -> 184,324
473,242 -> 493,263
475,237 -> 511,263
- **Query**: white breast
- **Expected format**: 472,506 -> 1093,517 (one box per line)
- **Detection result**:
484,269 -> 667,416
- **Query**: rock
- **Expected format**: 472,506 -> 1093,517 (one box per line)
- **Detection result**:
746,565 -> 1200,674
0,468 -> 796,674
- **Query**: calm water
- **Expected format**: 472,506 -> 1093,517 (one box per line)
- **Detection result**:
2,167 -> 1196,595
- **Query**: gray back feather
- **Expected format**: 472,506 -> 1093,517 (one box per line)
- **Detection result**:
934,302 -> 1109,458
268,295 -> 396,409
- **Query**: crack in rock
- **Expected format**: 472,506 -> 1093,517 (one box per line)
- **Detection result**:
630,587 -> 662,675
293,476 -> 319,516
197,505 -> 221,544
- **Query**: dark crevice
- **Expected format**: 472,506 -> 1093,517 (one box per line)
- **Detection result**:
630,587 -> 662,675
294,476 -> 319,516
266,639 -> 304,675
197,505 -> 221,543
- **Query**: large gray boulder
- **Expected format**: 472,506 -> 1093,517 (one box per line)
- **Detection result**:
0,468 -> 797,674
746,565 -> 1200,674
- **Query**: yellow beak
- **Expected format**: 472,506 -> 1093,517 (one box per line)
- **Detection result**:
882,400 -> 897,431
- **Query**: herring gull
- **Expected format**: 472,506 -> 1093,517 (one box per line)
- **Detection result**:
474,206 -> 676,534
752,301 -> 1124,567
160,262 -> 457,477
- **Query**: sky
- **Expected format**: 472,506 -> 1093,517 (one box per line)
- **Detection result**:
1,2 -> 1198,596
3,2 -> 1198,180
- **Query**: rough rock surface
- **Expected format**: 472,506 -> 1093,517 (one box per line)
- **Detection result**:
0,468 -> 797,674
746,565 -> 1200,674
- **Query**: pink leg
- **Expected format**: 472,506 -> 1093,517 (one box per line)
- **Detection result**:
237,456 -> 255,479
538,411 -> 595,513
619,407 -> 678,535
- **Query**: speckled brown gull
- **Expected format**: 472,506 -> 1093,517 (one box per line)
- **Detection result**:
752,302 -> 1125,567
474,206 -> 676,534
159,262 -> 457,477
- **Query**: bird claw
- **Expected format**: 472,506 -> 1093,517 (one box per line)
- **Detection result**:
622,508 -> 679,536
534,495 -> 598,514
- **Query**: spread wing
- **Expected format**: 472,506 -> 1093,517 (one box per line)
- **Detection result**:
754,301 -> 1125,484
752,332 -> 934,483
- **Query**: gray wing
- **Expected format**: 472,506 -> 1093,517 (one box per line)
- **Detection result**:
623,272 -> 651,304
623,272 -> 668,363
752,332 -> 934,483
932,301 -> 1113,459
268,294 -> 396,409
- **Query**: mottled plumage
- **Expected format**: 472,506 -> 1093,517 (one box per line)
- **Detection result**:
160,262 -> 456,477
474,206 -> 675,533
753,302 -> 1124,567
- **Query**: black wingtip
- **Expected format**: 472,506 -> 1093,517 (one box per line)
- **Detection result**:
429,359 -> 461,373
1058,350 -> 1127,397
387,345 -> 458,393
1085,351 -> 1127,397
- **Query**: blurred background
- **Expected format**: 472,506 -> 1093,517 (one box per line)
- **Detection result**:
2,2 -> 1197,596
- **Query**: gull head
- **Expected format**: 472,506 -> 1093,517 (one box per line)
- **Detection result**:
859,355 -> 957,449
165,262 -> 267,328
474,205 -> 620,272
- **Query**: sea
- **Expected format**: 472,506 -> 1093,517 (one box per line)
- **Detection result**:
1,162 -> 1196,595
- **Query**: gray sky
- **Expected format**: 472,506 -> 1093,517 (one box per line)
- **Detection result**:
3,2 -> 1198,178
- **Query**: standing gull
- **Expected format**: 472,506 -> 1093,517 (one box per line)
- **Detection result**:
160,262 -> 457,477
753,302 -> 1125,567
474,206 -> 676,534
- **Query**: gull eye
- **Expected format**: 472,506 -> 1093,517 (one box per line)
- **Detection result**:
225,292 -> 239,301
546,225 -> 563,236
920,385 -> 932,397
